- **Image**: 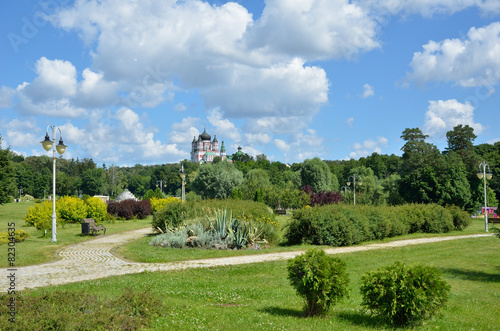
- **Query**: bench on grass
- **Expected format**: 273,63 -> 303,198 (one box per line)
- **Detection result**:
274,209 -> 287,216
488,217 -> 500,224
82,218 -> 106,235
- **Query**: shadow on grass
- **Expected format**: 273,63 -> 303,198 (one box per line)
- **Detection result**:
336,310 -> 383,327
442,268 -> 500,283
259,306 -> 304,318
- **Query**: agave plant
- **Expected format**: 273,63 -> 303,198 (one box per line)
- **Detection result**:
208,209 -> 232,240
246,222 -> 264,245
228,225 -> 248,249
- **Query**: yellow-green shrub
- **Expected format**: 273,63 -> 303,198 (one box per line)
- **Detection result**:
57,196 -> 88,223
24,201 -> 58,231
150,197 -> 179,212
85,197 -> 108,223
0,230 -> 30,244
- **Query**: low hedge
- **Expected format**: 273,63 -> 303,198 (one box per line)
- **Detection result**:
284,204 -> 471,246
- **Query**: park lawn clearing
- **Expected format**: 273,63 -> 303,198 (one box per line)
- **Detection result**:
0,202 -> 151,267
8,236 -> 499,330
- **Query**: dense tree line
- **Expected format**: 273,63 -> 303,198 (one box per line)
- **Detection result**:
1,126 -> 499,212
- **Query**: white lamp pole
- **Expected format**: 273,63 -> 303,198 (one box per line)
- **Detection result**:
477,161 -> 493,232
346,174 -> 362,206
180,163 -> 186,203
41,126 -> 67,242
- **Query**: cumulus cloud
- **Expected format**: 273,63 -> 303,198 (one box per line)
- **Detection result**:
349,136 -> 388,159
361,84 -> 374,98
356,0 -> 500,17
2,118 -> 39,148
169,117 -> 200,145
207,108 -> 242,142
407,22 -> 500,87
0,86 -> 16,108
423,99 -> 484,139
346,117 -> 355,127
247,0 -> 380,60
273,129 -> 326,163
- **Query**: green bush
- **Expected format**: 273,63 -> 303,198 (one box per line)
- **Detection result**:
0,288 -> 165,330
285,204 -> 469,246
85,197 -> 108,223
360,262 -> 450,326
0,230 -> 30,244
152,201 -> 188,232
24,201 -> 58,231
57,196 -> 88,223
448,205 -> 472,230
287,249 -> 349,317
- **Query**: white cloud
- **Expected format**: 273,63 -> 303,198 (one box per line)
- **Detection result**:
423,99 -> 484,139
0,86 -> 16,108
349,136 -> 388,159
273,129 -> 326,163
407,22 -> 500,87
245,133 -> 271,145
169,117 -> 200,145
346,117 -> 355,127
248,0 -> 380,60
361,84 -> 374,98
207,108 -> 242,142
173,103 -> 186,112
357,0 -> 500,17
2,118 -> 39,148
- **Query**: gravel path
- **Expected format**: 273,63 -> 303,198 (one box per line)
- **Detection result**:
1,228 -> 492,292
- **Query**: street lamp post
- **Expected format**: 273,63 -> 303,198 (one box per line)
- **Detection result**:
179,163 -> 186,203
156,180 -> 166,194
40,126 -> 67,242
477,161 -> 493,232
346,175 -> 362,206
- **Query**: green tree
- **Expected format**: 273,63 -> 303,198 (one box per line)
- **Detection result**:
301,157 -> 332,192
241,169 -> 270,200
81,168 -> 105,196
193,161 -> 243,199
0,135 -> 15,203
445,124 -> 477,157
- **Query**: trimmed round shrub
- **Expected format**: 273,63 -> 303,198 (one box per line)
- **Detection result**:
57,196 -> 88,224
85,197 -> 108,223
287,248 -> 349,317
360,261 -> 450,326
24,201 -> 58,231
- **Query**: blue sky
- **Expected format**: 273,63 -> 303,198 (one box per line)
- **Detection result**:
1,0 -> 500,166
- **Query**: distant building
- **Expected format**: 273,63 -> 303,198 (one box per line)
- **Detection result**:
190,128 -> 231,163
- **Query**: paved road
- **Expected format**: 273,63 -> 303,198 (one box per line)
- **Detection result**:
1,228 -> 492,292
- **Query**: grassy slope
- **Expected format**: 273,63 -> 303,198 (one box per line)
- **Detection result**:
19,236 -> 500,330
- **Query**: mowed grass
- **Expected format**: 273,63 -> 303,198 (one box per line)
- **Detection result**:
0,202 -> 151,268
17,236 -> 500,330
117,215 -> 489,263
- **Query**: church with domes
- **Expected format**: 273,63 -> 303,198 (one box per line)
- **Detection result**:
190,128 -> 230,163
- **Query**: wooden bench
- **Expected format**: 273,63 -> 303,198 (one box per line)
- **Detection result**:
274,209 -> 287,216
488,217 -> 500,224
82,218 -> 106,235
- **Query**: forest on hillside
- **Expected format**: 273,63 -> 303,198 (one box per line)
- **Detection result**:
1,125 -> 499,213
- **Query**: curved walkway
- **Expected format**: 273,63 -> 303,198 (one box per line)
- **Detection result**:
1,228 -> 492,292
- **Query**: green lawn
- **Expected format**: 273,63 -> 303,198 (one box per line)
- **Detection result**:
0,202 -> 152,267
8,236 -> 499,330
